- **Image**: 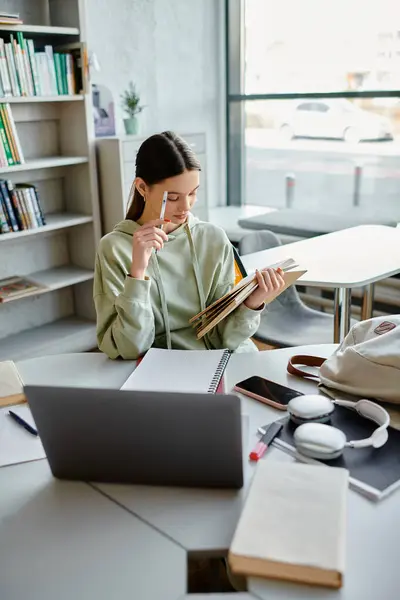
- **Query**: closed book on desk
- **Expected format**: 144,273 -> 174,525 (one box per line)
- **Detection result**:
228,461 -> 348,589
0,360 -> 25,407
121,348 -> 231,394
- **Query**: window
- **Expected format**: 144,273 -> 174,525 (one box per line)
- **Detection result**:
226,0 -> 400,217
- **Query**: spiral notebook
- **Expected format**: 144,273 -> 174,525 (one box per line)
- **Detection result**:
120,348 -> 231,394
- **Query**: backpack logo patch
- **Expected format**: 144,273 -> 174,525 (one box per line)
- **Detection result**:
374,321 -> 397,335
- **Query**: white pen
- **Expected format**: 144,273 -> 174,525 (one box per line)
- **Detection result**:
159,190 -> 168,222
155,191 -> 168,254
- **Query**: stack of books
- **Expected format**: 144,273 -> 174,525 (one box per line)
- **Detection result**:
0,275 -> 46,303
0,11 -> 23,26
0,103 -> 24,166
0,33 -> 78,97
0,180 -> 46,234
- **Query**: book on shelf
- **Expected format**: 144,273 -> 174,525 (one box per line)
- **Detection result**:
0,180 -> 46,234
190,258 -> 306,339
0,275 -> 47,302
0,12 -> 23,25
0,33 -> 83,98
0,102 -> 23,165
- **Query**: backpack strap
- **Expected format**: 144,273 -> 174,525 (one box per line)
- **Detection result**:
287,354 -> 326,381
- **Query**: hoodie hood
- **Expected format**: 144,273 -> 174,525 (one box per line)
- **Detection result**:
113,212 -> 201,240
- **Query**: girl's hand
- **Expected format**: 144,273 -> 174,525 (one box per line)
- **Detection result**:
244,267 -> 285,310
130,219 -> 169,279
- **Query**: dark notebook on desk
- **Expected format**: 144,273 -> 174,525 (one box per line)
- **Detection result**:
274,405 -> 400,501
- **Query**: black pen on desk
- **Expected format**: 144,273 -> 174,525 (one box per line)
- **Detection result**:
8,410 -> 38,437
249,422 -> 283,462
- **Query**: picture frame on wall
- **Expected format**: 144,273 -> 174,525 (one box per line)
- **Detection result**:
92,83 -> 116,137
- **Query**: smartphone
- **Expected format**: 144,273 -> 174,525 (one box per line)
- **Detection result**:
233,376 -> 303,410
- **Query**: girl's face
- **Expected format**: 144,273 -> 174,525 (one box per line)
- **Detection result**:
136,170 -> 200,231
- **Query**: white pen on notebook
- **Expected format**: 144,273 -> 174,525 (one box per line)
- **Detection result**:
155,190 -> 168,254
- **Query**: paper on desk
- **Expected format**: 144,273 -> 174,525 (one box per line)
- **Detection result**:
0,404 -> 46,467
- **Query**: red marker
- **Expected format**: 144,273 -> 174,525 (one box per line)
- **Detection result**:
249,422 -> 283,461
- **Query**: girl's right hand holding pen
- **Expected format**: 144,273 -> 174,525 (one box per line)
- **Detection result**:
130,218 -> 170,279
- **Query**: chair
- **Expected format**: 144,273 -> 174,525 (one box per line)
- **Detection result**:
232,245 -> 247,285
238,231 -> 341,347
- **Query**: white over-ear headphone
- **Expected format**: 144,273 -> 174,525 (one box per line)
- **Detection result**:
287,395 -> 390,460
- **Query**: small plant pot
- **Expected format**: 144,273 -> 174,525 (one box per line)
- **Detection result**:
123,116 -> 139,135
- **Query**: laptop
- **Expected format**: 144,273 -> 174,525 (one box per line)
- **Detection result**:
24,385 -> 244,489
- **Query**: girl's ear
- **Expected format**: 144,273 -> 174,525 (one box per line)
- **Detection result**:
135,177 -> 147,200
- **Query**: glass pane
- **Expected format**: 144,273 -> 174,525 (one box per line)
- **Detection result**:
245,0 -> 400,93
244,98 -> 400,217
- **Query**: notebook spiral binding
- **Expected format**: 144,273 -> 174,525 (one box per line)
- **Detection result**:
208,349 -> 231,394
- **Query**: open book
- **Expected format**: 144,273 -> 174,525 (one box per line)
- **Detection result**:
190,258 -> 306,339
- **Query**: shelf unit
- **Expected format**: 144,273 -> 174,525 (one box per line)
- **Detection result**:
0,0 -> 101,361
0,156 -> 88,173
0,213 -> 93,241
0,316 -> 96,361
6,95 -> 84,103
0,24 -> 79,35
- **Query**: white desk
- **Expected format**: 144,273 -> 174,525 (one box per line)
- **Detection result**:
17,352 -> 135,389
0,460 -> 185,600
241,224 -> 400,342
2,348 -> 397,599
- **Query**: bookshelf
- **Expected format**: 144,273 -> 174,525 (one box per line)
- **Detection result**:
0,0 -> 101,361
0,24 -> 79,36
0,156 -> 88,173
7,94 -> 83,103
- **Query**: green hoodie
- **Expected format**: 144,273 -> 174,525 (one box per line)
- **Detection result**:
93,214 -> 262,359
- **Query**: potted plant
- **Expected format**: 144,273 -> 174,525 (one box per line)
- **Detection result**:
120,82 -> 144,135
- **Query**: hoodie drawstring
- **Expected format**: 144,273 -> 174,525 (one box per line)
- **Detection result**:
186,224 -> 212,350
151,222 -> 211,350
152,255 -> 172,350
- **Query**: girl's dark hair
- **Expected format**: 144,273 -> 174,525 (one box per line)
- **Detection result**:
126,130 -> 201,221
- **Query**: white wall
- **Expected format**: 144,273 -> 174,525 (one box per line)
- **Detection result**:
85,0 -> 226,207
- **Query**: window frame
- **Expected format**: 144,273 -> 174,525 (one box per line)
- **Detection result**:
225,0 -> 400,206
